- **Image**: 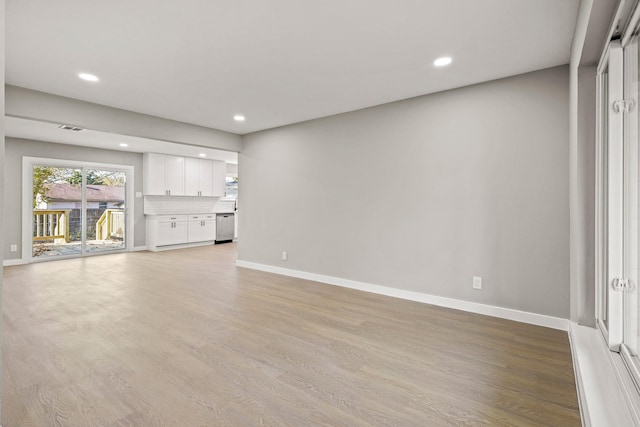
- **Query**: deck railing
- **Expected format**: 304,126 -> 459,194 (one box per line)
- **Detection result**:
33,210 -> 70,242
96,209 -> 125,240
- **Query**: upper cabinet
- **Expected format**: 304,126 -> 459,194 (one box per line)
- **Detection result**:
144,153 -> 225,197
211,160 -> 225,197
165,155 -> 185,196
143,153 -> 185,196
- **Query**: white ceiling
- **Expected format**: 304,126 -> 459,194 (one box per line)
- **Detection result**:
6,0 -> 580,136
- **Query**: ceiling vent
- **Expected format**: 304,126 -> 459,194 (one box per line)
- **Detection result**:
58,124 -> 84,131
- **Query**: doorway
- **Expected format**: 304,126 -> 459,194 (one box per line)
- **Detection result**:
24,157 -> 134,261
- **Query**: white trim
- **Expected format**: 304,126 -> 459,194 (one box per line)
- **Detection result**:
569,323 -> 639,426
602,41 -> 625,350
622,1 -> 640,48
235,260 -> 569,331
2,258 -> 27,267
598,0 -> 637,70
133,246 -> 148,252
569,324 -> 591,427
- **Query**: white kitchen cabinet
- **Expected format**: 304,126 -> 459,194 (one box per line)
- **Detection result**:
185,158 -> 216,196
143,153 -> 185,196
212,160 -> 226,197
145,153 -> 225,197
146,215 -> 188,250
187,214 -> 216,243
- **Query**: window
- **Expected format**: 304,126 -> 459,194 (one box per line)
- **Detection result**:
225,176 -> 238,199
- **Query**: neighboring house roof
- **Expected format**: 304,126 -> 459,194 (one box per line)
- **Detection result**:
44,184 -> 124,202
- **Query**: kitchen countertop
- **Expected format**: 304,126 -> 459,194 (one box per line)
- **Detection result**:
145,211 -> 236,216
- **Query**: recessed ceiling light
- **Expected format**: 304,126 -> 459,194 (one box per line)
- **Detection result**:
119,143 -> 129,147
234,115 -> 245,122
78,73 -> 99,82
434,57 -> 452,67
198,153 -> 207,157
58,124 -> 83,131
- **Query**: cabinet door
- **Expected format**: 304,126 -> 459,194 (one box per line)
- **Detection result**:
187,215 -> 216,242
211,160 -> 226,197
187,220 -> 199,243
184,157 -> 201,196
202,218 -> 216,241
143,153 -> 168,195
173,221 -> 188,244
156,221 -> 175,246
165,155 -> 185,196
199,159 -> 214,196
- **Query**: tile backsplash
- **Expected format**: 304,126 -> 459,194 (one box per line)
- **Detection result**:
144,196 -> 236,215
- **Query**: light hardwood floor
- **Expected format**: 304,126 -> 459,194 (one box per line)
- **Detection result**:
2,244 -> 580,426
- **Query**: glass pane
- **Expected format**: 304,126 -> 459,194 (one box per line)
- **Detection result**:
619,36 -> 640,391
635,39 -> 640,358
630,38 -> 640,356
603,64 -> 610,330
85,169 -> 126,253
32,166 -> 83,258
225,176 -> 238,199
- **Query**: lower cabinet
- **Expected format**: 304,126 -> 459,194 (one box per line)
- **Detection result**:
156,218 -> 187,247
147,215 -> 188,250
147,214 -> 216,251
187,215 -> 216,243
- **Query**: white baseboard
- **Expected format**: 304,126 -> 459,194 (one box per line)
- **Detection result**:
3,258 -> 27,267
132,246 -> 148,252
235,260 -> 569,331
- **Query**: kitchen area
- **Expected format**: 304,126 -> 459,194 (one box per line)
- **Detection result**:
143,152 -> 238,251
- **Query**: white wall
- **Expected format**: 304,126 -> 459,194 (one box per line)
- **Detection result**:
239,66 -> 570,318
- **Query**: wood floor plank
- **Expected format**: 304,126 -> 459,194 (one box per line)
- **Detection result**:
2,243 -> 580,426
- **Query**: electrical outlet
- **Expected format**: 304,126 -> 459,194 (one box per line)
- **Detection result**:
282,251 -> 288,261
473,276 -> 482,290
10,244 -> 17,252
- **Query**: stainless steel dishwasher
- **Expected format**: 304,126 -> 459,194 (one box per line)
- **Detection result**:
215,213 -> 235,243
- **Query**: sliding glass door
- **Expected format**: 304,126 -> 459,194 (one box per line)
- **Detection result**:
620,35 -> 640,381
26,158 -> 132,261
85,168 -> 126,254
32,166 -> 84,258
597,33 -> 640,388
